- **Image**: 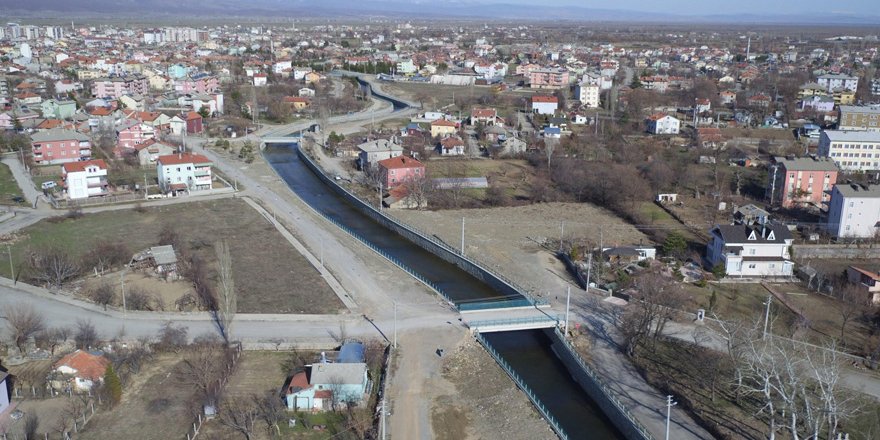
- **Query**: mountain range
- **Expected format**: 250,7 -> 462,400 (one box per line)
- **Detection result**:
1,0 -> 880,25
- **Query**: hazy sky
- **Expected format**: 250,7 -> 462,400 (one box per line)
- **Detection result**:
463,0 -> 872,15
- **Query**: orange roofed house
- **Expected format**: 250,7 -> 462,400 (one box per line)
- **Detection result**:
52,350 -> 110,391
377,155 -> 425,188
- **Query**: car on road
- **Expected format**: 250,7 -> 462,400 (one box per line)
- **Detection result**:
11,195 -> 25,204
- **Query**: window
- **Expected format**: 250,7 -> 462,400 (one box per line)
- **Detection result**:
749,248 -> 756,255
748,264 -> 757,269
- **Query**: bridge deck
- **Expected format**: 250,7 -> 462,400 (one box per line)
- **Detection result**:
465,308 -> 561,333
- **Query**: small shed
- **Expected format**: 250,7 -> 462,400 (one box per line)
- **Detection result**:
150,245 -> 179,280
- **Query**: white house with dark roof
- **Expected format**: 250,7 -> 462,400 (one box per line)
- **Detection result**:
706,223 -> 794,277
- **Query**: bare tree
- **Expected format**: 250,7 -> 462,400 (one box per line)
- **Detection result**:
36,326 -> 69,355
90,282 -> 116,310
254,392 -> 284,437
83,241 -> 130,275
175,343 -> 224,405
3,303 -> 45,352
400,174 -> 433,209
155,321 -> 189,353
215,240 -> 236,344
837,284 -> 867,342
74,319 -> 98,349
23,413 -> 39,440
326,375 -> 345,412
219,396 -> 260,440
617,271 -> 687,356
25,246 -> 80,288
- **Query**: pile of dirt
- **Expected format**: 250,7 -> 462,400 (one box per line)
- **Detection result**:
432,337 -> 555,440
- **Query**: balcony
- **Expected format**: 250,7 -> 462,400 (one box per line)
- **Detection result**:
87,178 -> 109,188
193,167 -> 211,177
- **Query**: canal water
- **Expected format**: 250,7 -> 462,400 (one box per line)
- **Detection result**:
483,329 -> 624,439
265,143 -> 624,439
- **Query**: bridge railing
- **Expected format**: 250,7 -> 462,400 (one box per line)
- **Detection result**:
552,328 -> 655,440
475,332 -> 569,440
469,315 -> 561,330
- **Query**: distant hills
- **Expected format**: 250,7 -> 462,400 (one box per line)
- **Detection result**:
2,0 -> 880,25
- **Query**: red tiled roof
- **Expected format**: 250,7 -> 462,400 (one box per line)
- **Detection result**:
185,111 -> 202,121
531,95 -> 558,103
63,159 -> 107,173
53,350 -> 110,381
378,155 -> 424,170
471,108 -> 496,118
157,153 -> 211,166
431,119 -> 456,127
314,390 -> 332,399
286,371 -> 310,394
646,113 -> 668,121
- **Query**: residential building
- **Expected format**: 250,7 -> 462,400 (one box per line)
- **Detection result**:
40,99 -> 77,119
845,266 -> 880,305
470,108 -> 498,126
116,119 -> 155,155
768,156 -> 839,208
576,82 -> 600,108
357,138 -> 403,170
834,90 -> 856,106
838,105 -> 880,131
818,130 -> 880,171
377,155 -> 425,188
531,95 -> 558,115
157,153 -> 213,194
872,79 -> 880,96
172,74 -> 219,94
645,113 -> 680,135
528,68 -> 569,90
52,350 -> 110,392
91,75 -> 149,99
253,73 -> 268,87
706,223 -> 794,277
438,137 -> 465,156
285,360 -> 369,411
695,127 -> 726,149
135,139 -> 177,166
283,96 -> 310,111
826,183 -> 880,238
0,371 -> 9,415
396,58 -> 417,75
799,95 -> 835,113
31,129 -> 91,165
62,159 -> 108,200
430,119 -> 457,138
817,73 -> 859,93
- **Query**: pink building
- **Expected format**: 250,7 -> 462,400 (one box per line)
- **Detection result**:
529,68 -> 569,90
31,128 -> 92,165
91,75 -> 149,99
115,120 -> 155,157
173,74 -> 220,94
377,156 -> 425,188
769,156 -> 839,208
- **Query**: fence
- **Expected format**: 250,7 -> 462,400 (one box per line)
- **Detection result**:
550,328 -> 655,440
468,315 -> 560,330
48,192 -> 144,209
474,332 -> 570,440
0,395 -> 99,440
295,146 -> 546,309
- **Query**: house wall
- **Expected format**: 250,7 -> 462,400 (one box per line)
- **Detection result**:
532,102 -> 557,115
0,377 -> 9,414
32,139 -> 91,165
818,134 -> 880,171
777,167 -> 837,208
826,189 -> 880,238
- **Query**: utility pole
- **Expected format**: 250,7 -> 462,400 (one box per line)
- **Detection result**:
564,286 -> 571,335
380,396 -> 387,440
559,221 -> 565,251
7,245 -> 14,284
584,252 -> 593,294
762,294 -> 772,340
393,301 -> 398,349
665,395 -> 678,440
460,217 -> 465,256
120,270 -> 127,316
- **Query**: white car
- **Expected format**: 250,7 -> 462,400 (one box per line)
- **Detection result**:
41,181 -> 57,190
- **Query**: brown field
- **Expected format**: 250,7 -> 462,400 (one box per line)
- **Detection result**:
6,198 -> 342,314
79,355 -> 195,440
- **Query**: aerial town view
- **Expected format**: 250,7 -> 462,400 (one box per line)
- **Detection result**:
1,0 -> 880,439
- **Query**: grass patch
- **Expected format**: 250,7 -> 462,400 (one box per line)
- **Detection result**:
0,162 -> 25,205
4,198 -> 342,314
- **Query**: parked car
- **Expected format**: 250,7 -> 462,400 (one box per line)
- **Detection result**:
41,181 -> 57,190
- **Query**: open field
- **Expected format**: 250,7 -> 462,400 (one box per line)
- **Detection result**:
393,202 -> 647,296
0,162 -> 25,205
433,336 -> 554,440
224,351 -> 292,398
2,198 -> 342,314
79,355 -> 195,440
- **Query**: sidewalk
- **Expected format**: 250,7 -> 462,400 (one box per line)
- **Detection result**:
2,155 -> 43,209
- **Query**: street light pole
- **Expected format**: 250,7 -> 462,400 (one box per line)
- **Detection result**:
7,245 -> 14,284
393,301 -> 398,349
665,395 -> 677,440
762,294 -> 772,340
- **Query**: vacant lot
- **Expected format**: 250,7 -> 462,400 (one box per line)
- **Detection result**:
224,351 -> 293,398
0,162 -> 24,205
433,337 -> 553,440
393,202 -> 646,294
427,158 -> 534,200
79,355 -> 194,440
4,198 -> 342,314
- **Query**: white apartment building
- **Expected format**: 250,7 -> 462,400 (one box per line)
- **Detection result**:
817,74 -> 859,93
645,113 -> 680,135
576,82 -> 600,108
818,130 -> 880,171
706,223 -> 794,277
157,153 -> 213,193
62,159 -> 108,200
826,183 -> 880,238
